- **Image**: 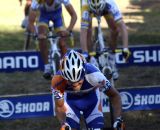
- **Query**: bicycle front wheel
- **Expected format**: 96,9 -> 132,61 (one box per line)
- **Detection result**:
24,31 -> 31,50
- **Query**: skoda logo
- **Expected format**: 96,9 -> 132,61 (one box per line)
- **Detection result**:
120,92 -> 133,109
0,100 -> 14,118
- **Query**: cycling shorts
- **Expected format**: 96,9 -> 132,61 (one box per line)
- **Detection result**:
81,0 -> 122,29
64,89 -> 104,129
31,0 -> 70,32
37,7 -> 65,32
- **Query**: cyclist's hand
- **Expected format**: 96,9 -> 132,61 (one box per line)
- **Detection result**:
113,117 -> 125,130
122,48 -> 131,62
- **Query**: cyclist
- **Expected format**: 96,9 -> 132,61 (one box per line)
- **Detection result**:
19,0 -> 32,28
51,50 -> 125,130
27,0 -> 77,80
80,0 -> 131,80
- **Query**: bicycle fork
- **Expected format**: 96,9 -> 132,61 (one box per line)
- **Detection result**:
97,17 -> 105,51
49,38 -> 61,75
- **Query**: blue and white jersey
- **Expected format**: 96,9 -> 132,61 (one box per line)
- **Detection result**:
51,63 -> 112,100
31,0 -> 70,12
51,63 -> 111,129
65,63 -> 111,98
103,0 -> 122,21
81,0 -> 122,29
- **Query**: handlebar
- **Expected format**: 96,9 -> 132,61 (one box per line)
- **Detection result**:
25,31 -> 73,39
89,48 -> 123,56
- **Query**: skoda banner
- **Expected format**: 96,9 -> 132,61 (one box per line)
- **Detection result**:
119,86 -> 160,111
0,45 -> 160,72
116,45 -> 160,67
99,86 -> 160,112
0,86 -> 160,120
0,94 -> 55,120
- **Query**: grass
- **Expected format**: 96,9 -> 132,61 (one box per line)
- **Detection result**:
0,29 -> 24,51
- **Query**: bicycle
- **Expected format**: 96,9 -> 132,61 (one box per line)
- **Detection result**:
47,24 -> 61,77
90,16 -> 122,87
25,23 -> 74,79
88,16 -> 123,130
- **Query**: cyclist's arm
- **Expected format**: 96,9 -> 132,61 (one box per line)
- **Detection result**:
51,75 -> 67,124
28,9 -> 37,33
88,69 -> 122,118
80,28 -> 88,52
80,3 -> 91,52
116,19 -> 128,49
65,4 -> 77,32
54,93 -> 66,124
106,87 -> 122,118
87,69 -> 122,118
52,88 -> 66,124
27,0 -> 39,33
108,0 -> 128,49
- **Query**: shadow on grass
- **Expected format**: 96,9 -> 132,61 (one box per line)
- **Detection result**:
0,29 -> 25,51
0,28 -> 81,51
125,0 -> 160,44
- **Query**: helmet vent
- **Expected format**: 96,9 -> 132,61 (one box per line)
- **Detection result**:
77,59 -> 80,68
73,52 -> 77,59
60,50 -> 86,82
72,58 -> 75,65
61,60 -> 65,70
77,70 -> 80,80
68,52 -> 71,59
67,70 -> 72,80
64,71 -> 68,80
73,68 -> 75,80
66,60 -> 70,69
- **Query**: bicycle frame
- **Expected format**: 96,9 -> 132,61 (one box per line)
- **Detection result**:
94,16 -> 112,78
96,16 -> 105,51
92,16 -> 116,129
48,24 -> 61,76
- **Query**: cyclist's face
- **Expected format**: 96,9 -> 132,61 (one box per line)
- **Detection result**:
68,79 -> 84,91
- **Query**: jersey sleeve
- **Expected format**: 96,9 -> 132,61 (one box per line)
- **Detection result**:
51,75 -> 67,100
85,63 -> 112,91
81,0 -> 92,29
107,0 -> 122,21
31,0 -> 39,10
61,0 -> 70,6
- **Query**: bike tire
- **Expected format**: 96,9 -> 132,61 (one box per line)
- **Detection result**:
93,26 -> 101,52
93,24 -> 115,130
24,31 -> 31,50
53,52 -> 61,75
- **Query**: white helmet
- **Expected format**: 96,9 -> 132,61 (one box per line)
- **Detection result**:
60,50 -> 86,82
88,0 -> 106,14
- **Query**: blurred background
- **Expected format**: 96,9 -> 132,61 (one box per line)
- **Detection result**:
0,0 -> 160,130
